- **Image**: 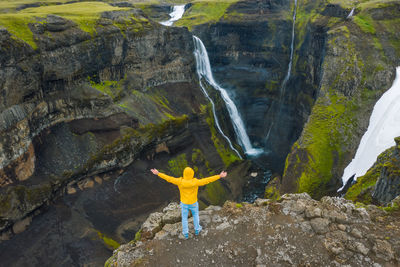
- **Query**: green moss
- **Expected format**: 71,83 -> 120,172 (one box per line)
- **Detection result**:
81,115 -> 189,175
204,104 -> 240,168
0,2 -> 130,48
294,94 -> 357,198
89,79 -> 123,100
264,184 -> 281,201
235,203 -> 243,208
168,153 -> 188,177
345,146 -> 397,203
205,180 -> 228,206
344,171 -> 377,204
381,202 -> 400,213
358,0 -> 399,11
354,14 -> 376,34
97,231 -> 120,250
134,229 -> 142,242
175,0 -> 239,30
0,0 -> 74,12
190,148 -> 214,176
112,15 -> 150,35
104,257 -> 113,267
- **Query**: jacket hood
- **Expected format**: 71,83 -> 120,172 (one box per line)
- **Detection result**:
183,167 -> 194,180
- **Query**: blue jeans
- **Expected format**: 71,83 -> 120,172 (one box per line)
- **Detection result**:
180,202 -> 202,235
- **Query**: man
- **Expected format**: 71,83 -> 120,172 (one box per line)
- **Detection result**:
150,167 -> 227,239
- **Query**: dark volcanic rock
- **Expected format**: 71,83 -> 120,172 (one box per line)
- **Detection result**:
191,0 -> 324,173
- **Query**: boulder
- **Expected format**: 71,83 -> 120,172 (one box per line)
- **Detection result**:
310,218 -> 330,234
141,212 -> 163,239
161,202 -> 181,225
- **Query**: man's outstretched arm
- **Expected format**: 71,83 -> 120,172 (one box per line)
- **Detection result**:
150,168 -> 181,185
196,171 -> 227,186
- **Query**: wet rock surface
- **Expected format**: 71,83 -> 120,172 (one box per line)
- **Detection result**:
108,193 -> 400,267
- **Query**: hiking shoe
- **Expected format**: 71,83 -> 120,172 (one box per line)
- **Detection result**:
195,229 -> 202,236
183,233 -> 189,239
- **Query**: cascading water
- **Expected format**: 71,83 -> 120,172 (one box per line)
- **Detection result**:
265,0 -> 298,143
279,0 -> 298,99
340,67 -> 400,191
160,5 -> 186,26
347,7 -> 355,19
193,36 -> 263,157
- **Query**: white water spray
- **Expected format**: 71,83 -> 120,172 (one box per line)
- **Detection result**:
347,7 -> 355,19
193,36 -> 263,156
340,67 -> 400,190
160,5 -> 186,26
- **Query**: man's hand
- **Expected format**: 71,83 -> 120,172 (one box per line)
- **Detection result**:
151,168 -> 159,175
219,171 -> 227,178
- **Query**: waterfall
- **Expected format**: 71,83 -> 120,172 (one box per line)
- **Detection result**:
347,7 -> 355,19
265,0 -> 298,143
339,67 -> 400,190
193,36 -> 263,156
160,5 -> 186,26
279,0 -> 298,99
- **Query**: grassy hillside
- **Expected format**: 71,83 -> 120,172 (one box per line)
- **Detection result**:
0,1 -> 132,48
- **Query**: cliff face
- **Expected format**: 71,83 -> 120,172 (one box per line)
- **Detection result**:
170,0 -> 326,173
280,0 -> 400,198
0,2 -> 253,265
346,137 -> 400,205
0,6 -> 195,226
139,0 -> 400,201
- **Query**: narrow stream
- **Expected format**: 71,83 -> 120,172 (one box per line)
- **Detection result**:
279,0 -> 298,100
160,5 -> 186,26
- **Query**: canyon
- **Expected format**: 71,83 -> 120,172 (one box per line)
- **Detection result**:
0,0 -> 399,266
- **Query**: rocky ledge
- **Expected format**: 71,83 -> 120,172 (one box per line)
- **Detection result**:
106,193 -> 400,267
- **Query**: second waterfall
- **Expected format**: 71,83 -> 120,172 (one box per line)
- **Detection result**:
193,36 -> 263,157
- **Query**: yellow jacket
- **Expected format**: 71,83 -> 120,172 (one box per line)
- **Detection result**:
158,167 -> 221,204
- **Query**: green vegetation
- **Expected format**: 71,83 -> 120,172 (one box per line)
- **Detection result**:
344,170 -> 377,204
381,201 -> 400,213
345,145 -> 398,204
358,0 -> 399,11
191,148 -> 213,176
264,184 -> 281,201
203,104 -> 241,168
134,230 -> 142,242
0,0 -> 73,12
205,180 -> 228,205
235,203 -> 243,208
0,2 -> 130,48
89,79 -> 123,101
81,115 -> 189,176
97,231 -> 120,250
354,14 -> 376,34
175,0 -> 239,30
168,153 -> 188,177
292,94 -> 357,199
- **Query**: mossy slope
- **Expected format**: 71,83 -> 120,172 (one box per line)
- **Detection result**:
0,1 -> 143,49
281,0 -> 400,199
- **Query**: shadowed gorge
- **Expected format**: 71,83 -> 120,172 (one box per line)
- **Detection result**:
0,0 -> 400,266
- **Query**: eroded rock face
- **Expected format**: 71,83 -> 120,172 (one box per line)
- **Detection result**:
107,193 -> 400,267
191,0 -> 325,173
0,7 -> 202,231
0,15 -> 196,181
346,137 -> 400,205
281,0 -> 400,198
